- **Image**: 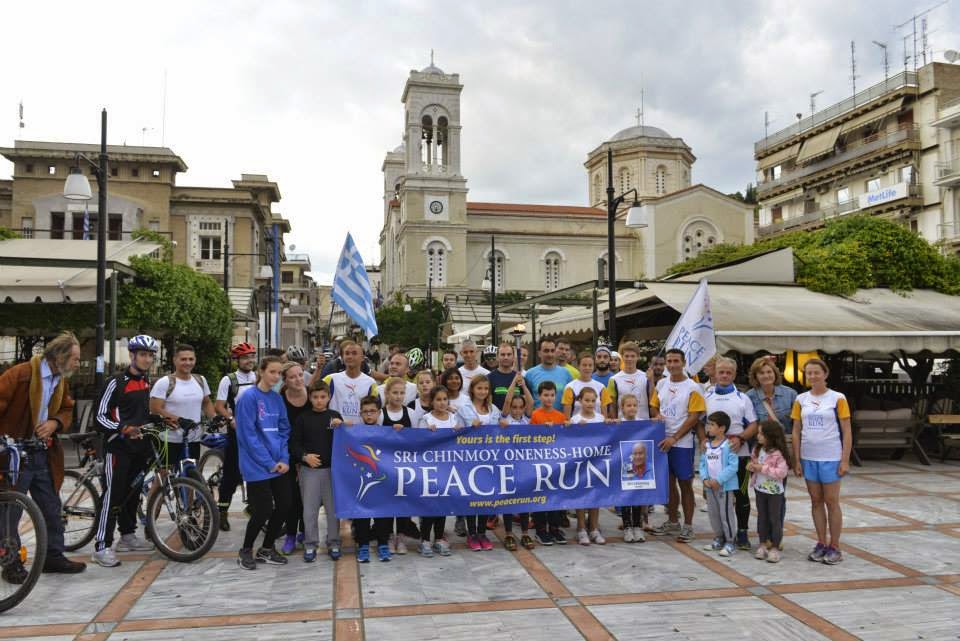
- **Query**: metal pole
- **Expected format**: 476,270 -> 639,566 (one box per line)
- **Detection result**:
592,286 -> 599,353
95,108 -> 108,393
530,304 -> 538,366
426,276 -> 433,367
223,224 -> 229,293
109,273 -> 117,375
605,147 -> 618,347
272,224 -> 280,347
489,235 -> 496,345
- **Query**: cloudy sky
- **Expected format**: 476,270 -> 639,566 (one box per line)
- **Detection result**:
2,0 -> 957,283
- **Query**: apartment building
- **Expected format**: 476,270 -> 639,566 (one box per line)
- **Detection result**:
280,252 -> 320,351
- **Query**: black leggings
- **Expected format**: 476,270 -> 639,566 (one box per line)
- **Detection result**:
756,492 -> 786,546
419,516 -> 446,542
353,518 -> 391,546
242,476 -> 291,550
393,517 -> 420,538
217,429 -> 242,510
465,514 -> 492,535
733,457 -> 751,532
503,513 -> 530,533
532,511 -> 561,531
282,467 -> 304,536
620,505 -> 646,528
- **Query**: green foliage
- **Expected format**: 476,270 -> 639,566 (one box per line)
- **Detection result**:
119,256 -> 233,382
375,297 -> 445,349
666,216 -> 960,296
0,226 -> 21,240
131,228 -> 174,261
493,290 -> 527,304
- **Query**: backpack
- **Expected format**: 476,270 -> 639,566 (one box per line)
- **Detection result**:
225,371 -> 254,411
164,373 -> 208,399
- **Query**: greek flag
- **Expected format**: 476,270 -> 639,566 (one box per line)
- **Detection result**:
664,279 -> 716,376
82,204 -> 91,240
332,233 -> 379,339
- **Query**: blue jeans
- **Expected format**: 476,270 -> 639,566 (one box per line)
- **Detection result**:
12,450 -> 66,560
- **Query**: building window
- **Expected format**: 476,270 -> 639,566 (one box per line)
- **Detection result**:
20,217 -> 33,239
910,219 -> 919,233
772,206 -> 783,223
24,163 -> 33,173
866,178 -> 881,192
51,212 -> 65,239
544,252 -> 562,291
426,241 -> 446,287
149,220 -> 160,232
47,165 -> 56,175
281,270 -> 294,284
200,236 -> 222,260
771,165 -> 782,181
655,165 -> 667,195
152,168 -> 161,178
681,221 -> 719,259
804,199 -> 817,214
109,214 -> 123,240
131,168 -> 140,178
837,186 -> 851,204
199,221 -> 221,232
491,250 -> 506,293
900,165 -> 914,184
110,167 -> 119,177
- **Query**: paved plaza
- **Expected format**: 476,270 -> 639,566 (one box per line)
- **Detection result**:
3,456 -> 959,641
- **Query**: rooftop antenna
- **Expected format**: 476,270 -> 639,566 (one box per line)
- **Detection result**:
430,48 -> 435,66
902,34 -> 912,72
810,90 -> 823,116
872,41 -> 889,81
895,2 -> 948,72
639,74 -> 645,128
18,100 -> 24,130
850,41 -> 858,102
141,127 -> 155,145
763,110 -> 774,144
921,16 -> 929,65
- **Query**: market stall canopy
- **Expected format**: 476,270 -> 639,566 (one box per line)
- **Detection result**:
0,238 -> 161,303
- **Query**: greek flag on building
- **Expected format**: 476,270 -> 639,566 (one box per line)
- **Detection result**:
332,233 -> 379,339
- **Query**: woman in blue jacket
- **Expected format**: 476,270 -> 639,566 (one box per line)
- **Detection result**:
235,355 -> 291,570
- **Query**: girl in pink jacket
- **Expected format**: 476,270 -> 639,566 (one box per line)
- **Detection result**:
747,420 -> 792,563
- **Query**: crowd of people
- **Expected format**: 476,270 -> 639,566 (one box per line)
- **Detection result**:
0,330 -> 853,585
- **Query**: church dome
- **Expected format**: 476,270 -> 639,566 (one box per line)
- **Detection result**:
609,125 -> 672,141
420,63 -> 445,75
392,143 -> 405,153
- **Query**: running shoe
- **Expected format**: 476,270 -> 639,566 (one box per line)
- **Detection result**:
92,547 -> 121,568
296,532 -> 305,548
395,534 -> 408,555
590,529 -> 606,545
633,527 -> 646,543
754,545 -> 768,560
766,547 -> 781,563
535,529 -> 554,546
651,521 -> 681,536
719,543 -> 735,557
822,546 -> 843,565
434,537 -> 452,556
623,526 -> 636,543
736,530 -> 751,551
807,542 -> 828,562
703,537 -> 724,552
677,525 -> 695,543
418,541 -> 435,557
478,534 -> 493,550
578,529 -> 591,546
280,534 -> 297,555
117,534 -> 154,552
357,544 -> 371,563
467,535 -> 482,551
521,534 -> 535,549
503,534 -> 518,551
550,527 -> 568,545
328,546 -> 342,561
377,544 -> 392,562
256,547 -> 288,565
237,548 -> 256,571
303,547 -> 317,563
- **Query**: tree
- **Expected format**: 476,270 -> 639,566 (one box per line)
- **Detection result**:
118,256 -> 233,382
375,296 -> 445,349
666,215 -> 960,297
0,227 -> 20,240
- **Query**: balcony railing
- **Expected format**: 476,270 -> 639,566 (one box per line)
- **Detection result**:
14,228 -> 173,241
756,71 -> 918,152
935,157 -> 960,184
758,125 -> 919,196
758,184 -> 919,237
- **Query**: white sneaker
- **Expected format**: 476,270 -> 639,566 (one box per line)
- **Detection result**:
577,529 -> 590,546
633,527 -> 646,543
92,547 -> 121,567
623,527 -> 635,543
116,533 -> 155,552
590,529 -> 606,545
395,534 -> 408,555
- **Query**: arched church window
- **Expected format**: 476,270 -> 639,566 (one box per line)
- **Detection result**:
655,165 -> 667,195
593,173 -> 602,205
436,116 -> 448,167
681,221 -> 719,259
544,252 -> 562,291
421,115 -> 434,165
426,241 -> 446,287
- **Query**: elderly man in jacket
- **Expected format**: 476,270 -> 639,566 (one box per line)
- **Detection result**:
0,332 -> 86,582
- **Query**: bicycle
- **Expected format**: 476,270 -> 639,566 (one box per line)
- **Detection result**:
60,432 -> 104,552
0,436 -> 50,613
197,416 -> 246,504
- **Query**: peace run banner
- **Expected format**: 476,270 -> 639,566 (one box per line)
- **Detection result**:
332,421 -> 668,518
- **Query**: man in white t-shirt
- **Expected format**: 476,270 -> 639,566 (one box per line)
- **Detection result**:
377,352 -> 417,404
212,342 -> 258,530
458,340 -> 489,388
149,344 -> 215,463
606,341 -> 652,419
323,339 -> 379,424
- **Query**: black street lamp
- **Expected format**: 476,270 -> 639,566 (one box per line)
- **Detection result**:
604,147 -> 647,347
63,109 -> 108,393
481,235 -> 498,344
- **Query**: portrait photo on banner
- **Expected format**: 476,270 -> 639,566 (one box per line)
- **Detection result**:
619,439 -> 655,490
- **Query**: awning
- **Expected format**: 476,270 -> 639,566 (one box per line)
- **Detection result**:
795,127 -> 842,164
0,239 -> 160,303
840,98 -> 904,134
642,282 -> 960,355
228,287 -> 256,321
757,142 -> 802,170
763,187 -> 805,207
447,323 -> 492,343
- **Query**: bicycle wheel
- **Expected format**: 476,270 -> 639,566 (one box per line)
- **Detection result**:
0,491 -> 48,613
198,450 -> 223,497
60,469 -> 101,552
144,476 -> 219,562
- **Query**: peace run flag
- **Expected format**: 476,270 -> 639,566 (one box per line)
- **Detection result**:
332,421 -> 668,518
332,233 -> 378,339
664,278 -> 716,376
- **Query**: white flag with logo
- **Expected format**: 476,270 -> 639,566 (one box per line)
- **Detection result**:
664,279 -> 716,376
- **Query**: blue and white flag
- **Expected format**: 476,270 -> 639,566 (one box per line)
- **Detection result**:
332,233 -> 379,339
82,204 -> 91,241
664,279 -> 716,376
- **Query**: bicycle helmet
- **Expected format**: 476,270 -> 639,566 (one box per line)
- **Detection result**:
286,345 -> 307,362
231,342 -> 256,358
200,432 -> 227,449
406,347 -> 425,369
482,344 -> 498,357
128,335 -> 159,353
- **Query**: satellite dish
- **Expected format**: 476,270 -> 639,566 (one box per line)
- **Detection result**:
289,244 -> 296,251
945,50 -> 959,63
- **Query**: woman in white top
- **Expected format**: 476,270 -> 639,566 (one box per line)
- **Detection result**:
439,368 -> 467,413
456,375 -> 503,427
791,358 -> 852,566
407,370 -> 435,428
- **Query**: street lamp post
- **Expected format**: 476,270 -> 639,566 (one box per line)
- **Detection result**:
482,235 -> 498,345
63,109 -> 109,393
604,147 -> 647,347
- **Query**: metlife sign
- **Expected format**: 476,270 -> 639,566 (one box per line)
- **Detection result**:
859,182 -> 909,209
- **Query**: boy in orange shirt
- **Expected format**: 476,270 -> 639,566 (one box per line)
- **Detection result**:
530,381 -> 568,545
